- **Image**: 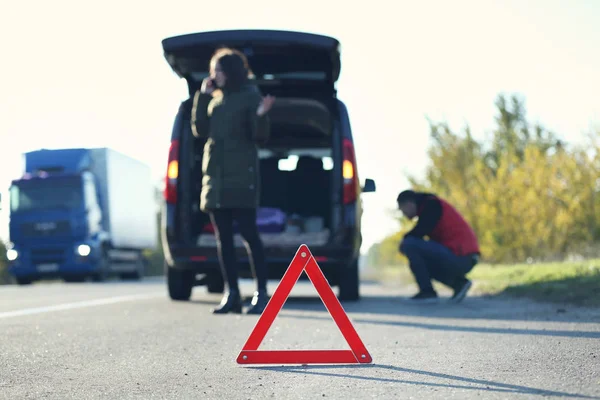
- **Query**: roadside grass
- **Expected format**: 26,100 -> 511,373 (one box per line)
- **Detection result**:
0,241 -> 9,285
0,266 -> 9,285
369,258 -> 600,307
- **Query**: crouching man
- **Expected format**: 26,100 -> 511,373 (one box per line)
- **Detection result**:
396,190 -> 480,303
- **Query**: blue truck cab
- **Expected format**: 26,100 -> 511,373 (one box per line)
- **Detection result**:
6,148 -> 157,284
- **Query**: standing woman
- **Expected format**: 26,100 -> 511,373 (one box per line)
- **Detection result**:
191,48 -> 275,315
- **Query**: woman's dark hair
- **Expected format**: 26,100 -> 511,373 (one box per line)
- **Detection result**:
210,47 -> 253,92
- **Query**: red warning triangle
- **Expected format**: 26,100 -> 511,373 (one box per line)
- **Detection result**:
237,244 -> 373,365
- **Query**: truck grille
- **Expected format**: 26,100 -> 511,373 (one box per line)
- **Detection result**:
31,248 -> 66,265
20,220 -> 71,237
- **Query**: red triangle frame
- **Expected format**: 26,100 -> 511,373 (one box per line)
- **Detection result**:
236,244 -> 373,365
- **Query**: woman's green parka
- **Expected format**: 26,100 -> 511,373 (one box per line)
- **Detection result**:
191,83 -> 270,211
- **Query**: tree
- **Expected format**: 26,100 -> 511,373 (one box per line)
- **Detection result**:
371,94 -> 600,265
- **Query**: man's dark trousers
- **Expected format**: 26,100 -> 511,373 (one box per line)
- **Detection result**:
400,236 -> 475,293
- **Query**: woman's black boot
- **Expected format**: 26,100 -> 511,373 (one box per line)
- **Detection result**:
212,290 -> 242,314
246,290 -> 269,315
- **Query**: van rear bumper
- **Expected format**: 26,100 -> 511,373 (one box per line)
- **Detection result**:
171,244 -> 354,262
168,245 -> 357,283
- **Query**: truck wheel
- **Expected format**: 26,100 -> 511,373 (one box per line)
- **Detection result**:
92,247 -> 110,282
64,276 -> 86,283
16,277 -> 33,285
338,259 -> 360,301
207,273 -> 225,294
167,264 -> 194,301
121,253 -> 144,281
134,254 -> 146,280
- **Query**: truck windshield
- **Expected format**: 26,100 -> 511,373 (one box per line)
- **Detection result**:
10,179 -> 83,213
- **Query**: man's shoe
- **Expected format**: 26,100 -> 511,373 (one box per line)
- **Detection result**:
212,290 -> 242,314
409,291 -> 439,304
450,279 -> 472,303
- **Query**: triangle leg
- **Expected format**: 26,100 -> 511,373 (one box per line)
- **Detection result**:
241,245 -> 311,351
238,350 -> 359,364
304,257 -> 372,363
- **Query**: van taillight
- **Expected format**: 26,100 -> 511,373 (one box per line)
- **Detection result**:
343,138 -> 358,204
164,139 -> 179,204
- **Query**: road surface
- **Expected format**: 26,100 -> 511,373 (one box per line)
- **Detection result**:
1,277 -> 599,399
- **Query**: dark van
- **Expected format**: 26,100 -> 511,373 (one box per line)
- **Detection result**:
160,30 -> 376,302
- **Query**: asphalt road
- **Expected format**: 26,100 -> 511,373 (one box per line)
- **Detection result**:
1,277 -> 599,399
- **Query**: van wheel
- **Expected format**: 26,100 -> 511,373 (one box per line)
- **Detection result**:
167,264 -> 194,301
338,259 -> 360,301
207,274 -> 225,294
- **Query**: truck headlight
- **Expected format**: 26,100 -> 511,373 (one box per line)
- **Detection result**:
6,249 -> 18,261
77,245 -> 91,257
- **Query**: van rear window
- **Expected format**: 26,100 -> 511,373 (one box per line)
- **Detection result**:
259,149 -> 333,171
278,155 -> 333,171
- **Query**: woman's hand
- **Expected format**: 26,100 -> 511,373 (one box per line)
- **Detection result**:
256,95 -> 276,116
200,77 -> 216,94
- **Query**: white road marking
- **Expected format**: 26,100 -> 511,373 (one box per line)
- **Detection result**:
0,292 -> 164,319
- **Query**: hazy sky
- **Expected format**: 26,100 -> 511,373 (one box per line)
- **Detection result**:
1,0 -> 599,252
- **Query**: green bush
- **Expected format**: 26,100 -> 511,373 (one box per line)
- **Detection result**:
143,247 -> 165,277
143,211 -> 165,277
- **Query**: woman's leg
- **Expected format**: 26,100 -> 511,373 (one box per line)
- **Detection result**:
233,208 -> 268,314
209,209 -> 242,314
